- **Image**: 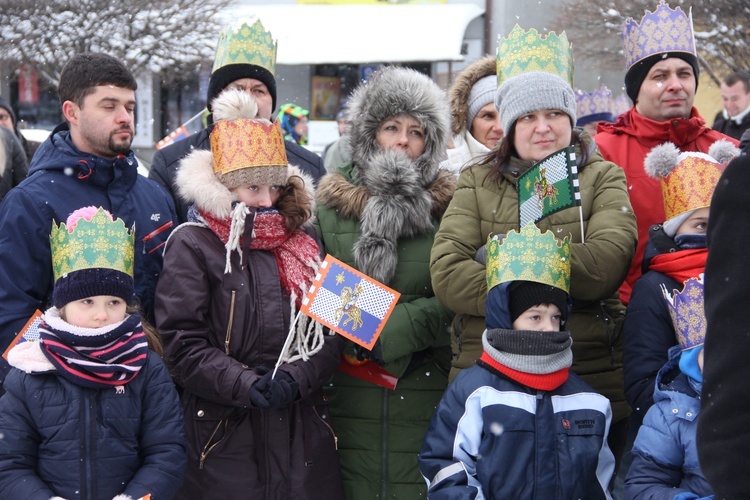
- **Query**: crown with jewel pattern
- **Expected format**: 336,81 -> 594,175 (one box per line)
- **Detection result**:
212,18 -> 277,76
622,1 -> 696,71
486,223 -> 571,294
575,86 -> 614,125
50,207 -> 135,282
211,118 -> 288,187
662,274 -> 705,350
496,25 -> 574,86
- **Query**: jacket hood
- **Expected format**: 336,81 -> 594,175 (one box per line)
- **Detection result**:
176,148 -> 316,229
28,123 -> 138,188
346,67 -> 449,187
653,345 -> 701,419
448,55 -> 497,137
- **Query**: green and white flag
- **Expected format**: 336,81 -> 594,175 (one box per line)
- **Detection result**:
518,146 -> 581,229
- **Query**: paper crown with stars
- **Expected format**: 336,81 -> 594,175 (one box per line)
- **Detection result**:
486,223 -> 571,294
496,25 -> 574,86
622,1 -> 697,72
662,275 -> 706,350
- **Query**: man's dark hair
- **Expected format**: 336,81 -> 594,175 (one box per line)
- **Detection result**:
724,71 -> 750,93
57,53 -> 137,107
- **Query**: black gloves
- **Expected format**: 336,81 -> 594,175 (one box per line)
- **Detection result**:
353,341 -> 384,365
248,370 -> 299,410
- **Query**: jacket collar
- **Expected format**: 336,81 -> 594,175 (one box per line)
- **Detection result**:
599,106 -> 711,148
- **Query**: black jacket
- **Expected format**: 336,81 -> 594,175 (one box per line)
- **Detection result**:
712,110 -> 750,141
149,127 -> 326,223
699,154 -> 750,498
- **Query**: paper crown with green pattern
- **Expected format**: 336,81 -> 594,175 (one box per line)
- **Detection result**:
50,206 -> 135,281
486,223 -> 571,294
662,274 -> 705,350
496,25 -> 574,86
212,18 -> 277,76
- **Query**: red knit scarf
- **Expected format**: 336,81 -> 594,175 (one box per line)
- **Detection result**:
201,209 -> 320,306
649,248 -> 707,284
479,351 -> 568,391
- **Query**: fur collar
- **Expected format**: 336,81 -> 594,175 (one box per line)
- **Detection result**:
448,55 -> 497,137
176,149 -> 316,232
318,151 -> 456,284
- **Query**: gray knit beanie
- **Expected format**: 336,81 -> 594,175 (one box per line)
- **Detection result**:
467,75 -> 497,128
495,71 -> 576,136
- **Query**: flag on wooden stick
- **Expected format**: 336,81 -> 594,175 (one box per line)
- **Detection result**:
518,146 -> 581,227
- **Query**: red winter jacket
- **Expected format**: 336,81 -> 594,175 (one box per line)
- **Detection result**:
594,107 -> 737,304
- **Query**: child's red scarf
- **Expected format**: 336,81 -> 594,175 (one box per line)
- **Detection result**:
649,248 -> 707,284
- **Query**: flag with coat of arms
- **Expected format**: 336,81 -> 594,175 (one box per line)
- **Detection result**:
518,146 -> 581,227
301,255 -> 400,350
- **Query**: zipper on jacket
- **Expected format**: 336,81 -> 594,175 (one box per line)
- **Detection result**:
225,291 -> 236,355
312,405 -> 338,450
199,419 -> 227,470
81,389 -> 95,500
599,300 -> 616,365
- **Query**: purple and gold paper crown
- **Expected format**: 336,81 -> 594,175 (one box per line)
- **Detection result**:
622,1 -> 696,71
661,274 -> 705,350
575,86 -> 614,126
486,223 -> 571,294
496,25 -> 574,86
611,93 -> 632,119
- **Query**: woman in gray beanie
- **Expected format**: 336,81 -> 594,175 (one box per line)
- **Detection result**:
431,26 -> 638,484
441,55 -> 503,177
315,66 -> 456,499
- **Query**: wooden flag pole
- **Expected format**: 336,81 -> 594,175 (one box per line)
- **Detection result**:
272,310 -> 302,379
578,205 -> 585,244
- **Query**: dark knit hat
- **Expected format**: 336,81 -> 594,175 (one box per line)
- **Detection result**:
624,52 -> 700,103
53,268 -> 135,309
508,281 -> 568,325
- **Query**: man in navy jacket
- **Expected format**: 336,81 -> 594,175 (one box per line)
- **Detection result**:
0,53 -> 178,390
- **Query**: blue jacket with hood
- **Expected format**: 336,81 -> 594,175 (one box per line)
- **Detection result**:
0,124 -> 177,385
624,346 -> 713,500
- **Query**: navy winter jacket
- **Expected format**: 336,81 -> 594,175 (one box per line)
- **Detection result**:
419,363 -> 614,499
0,124 -> 177,384
0,350 -> 187,500
624,346 -> 713,499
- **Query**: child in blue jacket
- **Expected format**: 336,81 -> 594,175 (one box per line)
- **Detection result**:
419,224 -> 615,499
624,275 -> 713,500
0,206 -> 186,500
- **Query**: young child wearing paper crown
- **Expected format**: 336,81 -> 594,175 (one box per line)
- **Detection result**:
623,140 -> 738,422
154,88 -> 345,500
624,275 -> 713,499
420,224 -> 615,499
0,206 -> 187,500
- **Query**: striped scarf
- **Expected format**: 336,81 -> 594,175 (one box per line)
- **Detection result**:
39,309 -> 148,389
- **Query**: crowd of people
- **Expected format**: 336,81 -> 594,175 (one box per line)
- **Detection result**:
0,1 -> 748,499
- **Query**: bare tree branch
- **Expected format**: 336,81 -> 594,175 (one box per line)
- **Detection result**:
551,0 -> 750,83
0,0 -> 235,87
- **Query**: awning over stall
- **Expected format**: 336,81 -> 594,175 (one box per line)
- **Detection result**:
222,4 -> 485,65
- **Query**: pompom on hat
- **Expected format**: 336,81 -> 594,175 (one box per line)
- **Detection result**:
50,207 -> 135,309
644,139 -> 739,237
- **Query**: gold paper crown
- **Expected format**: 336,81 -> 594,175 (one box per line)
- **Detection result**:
50,207 -> 135,282
662,275 -> 705,350
212,18 -> 278,75
622,1 -> 696,71
486,223 -> 571,294
211,118 -> 288,186
496,25 -> 574,86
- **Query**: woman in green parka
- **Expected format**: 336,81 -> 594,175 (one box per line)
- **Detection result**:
430,67 -> 638,476
315,66 -> 456,499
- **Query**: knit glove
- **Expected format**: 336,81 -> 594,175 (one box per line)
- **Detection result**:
354,341 -> 384,365
475,234 -> 505,266
248,370 -> 299,410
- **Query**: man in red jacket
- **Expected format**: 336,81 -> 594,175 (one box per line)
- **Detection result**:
595,1 -> 737,305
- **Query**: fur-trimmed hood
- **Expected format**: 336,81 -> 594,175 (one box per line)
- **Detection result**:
175,151 -> 317,231
448,55 -> 497,137
346,67 -> 450,187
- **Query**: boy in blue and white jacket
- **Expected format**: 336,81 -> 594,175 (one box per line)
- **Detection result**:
419,225 -> 615,499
